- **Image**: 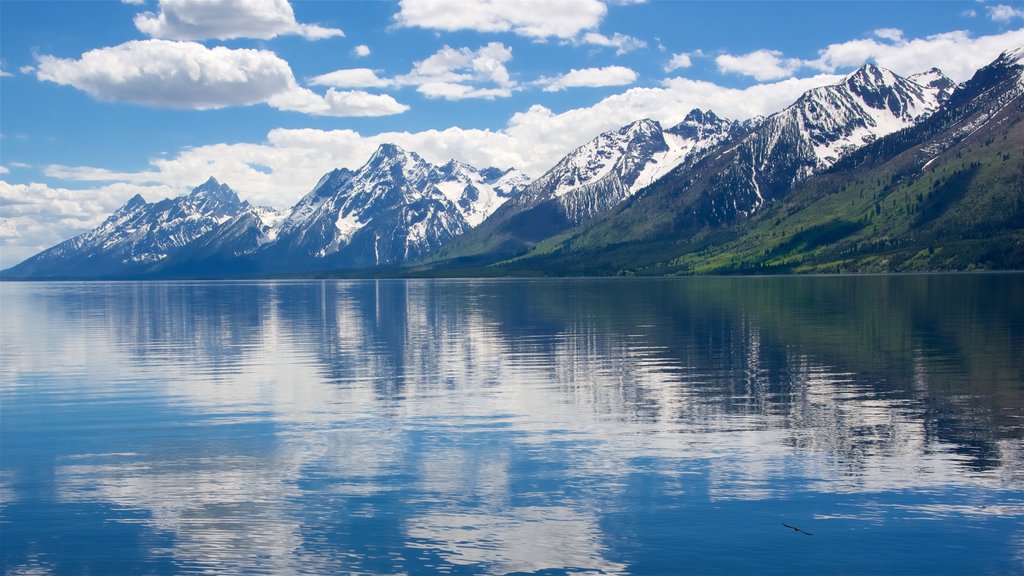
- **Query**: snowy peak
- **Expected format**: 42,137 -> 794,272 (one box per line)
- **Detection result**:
273,144 -> 531,262
668,108 -> 731,139
992,46 -> 1024,87
770,63 -> 948,170
842,63 -> 941,121
118,193 -> 148,213
429,161 -> 532,227
527,118 -> 668,201
909,68 -> 957,101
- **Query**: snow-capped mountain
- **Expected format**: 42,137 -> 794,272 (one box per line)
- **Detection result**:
668,62 -> 956,224
436,109 -> 747,260
431,161 -> 531,227
262,144 -> 531,269
5,177 -> 248,278
782,63 -> 954,173
502,111 -> 742,226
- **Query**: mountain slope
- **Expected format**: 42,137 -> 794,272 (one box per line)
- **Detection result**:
437,111 -> 745,262
485,49 -> 1023,275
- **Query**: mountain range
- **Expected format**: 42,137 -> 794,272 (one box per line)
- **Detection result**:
4,48 -> 1022,279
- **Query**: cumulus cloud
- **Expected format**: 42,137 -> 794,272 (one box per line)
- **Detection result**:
37,40 -> 296,109
539,66 -> 637,91
713,28 -> 1024,83
308,43 -> 518,101
309,68 -> 391,88
353,45 -> 371,57
397,42 -> 517,100
394,0 -> 606,39
716,49 -> 803,81
416,82 -> 512,100
134,0 -> 343,41
988,5 -> 1024,22
805,28 -> 1024,81
0,167 -> 8,175
664,52 -> 692,72
874,28 -> 904,42
580,32 -> 646,55
36,40 -> 408,116
268,87 -> 410,116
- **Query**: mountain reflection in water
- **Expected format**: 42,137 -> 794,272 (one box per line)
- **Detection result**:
1,276 -> 1022,575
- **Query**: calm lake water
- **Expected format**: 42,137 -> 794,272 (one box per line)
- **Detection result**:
1,276 -> 1022,575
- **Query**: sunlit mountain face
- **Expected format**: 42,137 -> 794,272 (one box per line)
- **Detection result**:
2,276 -> 1022,574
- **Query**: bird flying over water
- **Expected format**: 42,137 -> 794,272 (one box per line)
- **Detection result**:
782,523 -> 813,536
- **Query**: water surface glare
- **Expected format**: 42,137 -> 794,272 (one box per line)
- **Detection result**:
1,276 -> 1022,575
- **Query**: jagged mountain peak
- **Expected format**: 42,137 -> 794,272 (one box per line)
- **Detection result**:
909,68 -> 956,100
181,176 -> 242,219
189,176 -> 234,198
120,193 -> 148,212
999,45 -> 1024,65
668,108 -> 735,140
621,117 -> 662,137
367,142 -> 423,166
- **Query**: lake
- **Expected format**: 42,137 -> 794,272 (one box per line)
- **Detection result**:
1,276 -> 1022,575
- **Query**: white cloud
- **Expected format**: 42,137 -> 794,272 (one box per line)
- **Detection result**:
539,66 -> 637,91
806,28 -> 1024,81
353,45 -> 371,57
309,68 -> 391,89
0,68 -> 11,78
874,28 -> 904,42
121,0 -> 145,4
394,0 -> 606,39
988,4 -> 1024,22
962,9 -> 977,18
36,40 -> 408,117
297,42 -> 520,103
395,42 -> 517,100
416,82 -> 512,100
664,52 -> 692,72
711,28 -> 1024,84
134,0 -> 343,41
0,167 -> 8,174
580,32 -> 646,55
19,65 -> 35,75
267,86 -> 409,117
320,89 -> 409,116
716,49 -> 802,81
37,40 -> 296,109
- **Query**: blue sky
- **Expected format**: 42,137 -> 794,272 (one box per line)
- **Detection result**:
1,0 -> 1022,267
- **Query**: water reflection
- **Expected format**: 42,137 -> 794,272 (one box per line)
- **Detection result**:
1,276 -> 1022,574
